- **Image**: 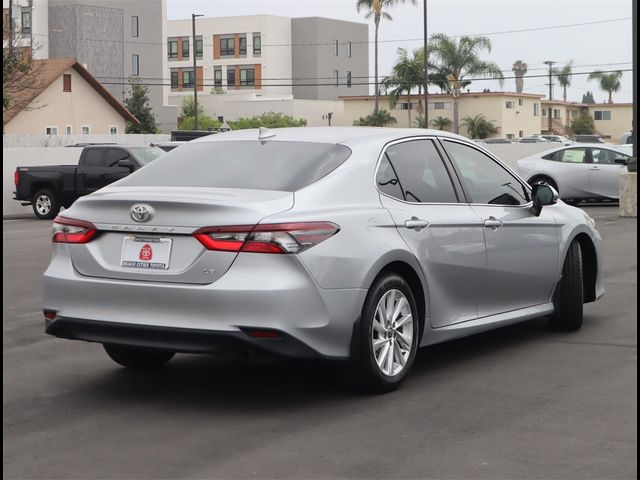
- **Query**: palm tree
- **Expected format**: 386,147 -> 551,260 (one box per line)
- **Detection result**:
588,70 -> 623,103
554,61 -> 573,102
512,60 -> 528,94
429,34 -> 504,134
460,114 -> 498,139
353,109 -> 397,126
356,0 -> 417,112
430,116 -> 452,130
381,47 -> 424,126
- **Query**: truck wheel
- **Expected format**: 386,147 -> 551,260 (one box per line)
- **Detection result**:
32,189 -> 60,220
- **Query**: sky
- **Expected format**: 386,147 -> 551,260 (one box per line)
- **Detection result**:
167,0 -> 634,104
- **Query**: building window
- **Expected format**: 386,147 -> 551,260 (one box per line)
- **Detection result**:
221,37 -> 235,56
21,7 -> 31,34
170,70 -> 178,89
132,54 -> 139,76
109,126 -> 118,135
182,70 -> 194,88
63,74 -> 72,92
195,37 -> 203,59
347,41 -> 352,58
333,40 -> 339,57
81,125 -> 91,134
506,133 -> 515,140
182,38 -> 189,59
45,126 -> 59,135
506,101 -> 515,109
227,68 -> 236,87
398,103 -> 414,110
594,110 -> 611,121
65,126 -> 72,135
239,66 -> 255,86
518,98 -> 523,106
132,16 -> 139,37
553,109 -> 561,119
519,130 -> 524,137
434,102 -> 446,110
168,40 -> 178,59
334,70 -> 339,87
214,67 -> 222,87
542,108 -> 547,117
534,103 -> 540,117
239,35 -> 247,55
253,33 -> 261,55
346,71 -> 352,88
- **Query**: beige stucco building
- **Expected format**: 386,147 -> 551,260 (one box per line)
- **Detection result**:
3,58 -> 138,135
339,92 -> 545,139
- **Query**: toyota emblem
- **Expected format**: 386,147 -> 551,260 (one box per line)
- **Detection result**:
130,204 -> 152,222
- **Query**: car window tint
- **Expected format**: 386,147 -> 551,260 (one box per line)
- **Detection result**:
443,140 -> 529,205
117,141 -> 351,192
83,148 -> 106,167
560,148 -> 587,163
105,149 -> 129,167
377,140 -> 458,203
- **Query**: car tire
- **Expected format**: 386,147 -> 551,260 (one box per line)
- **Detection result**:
529,175 -> 558,192
32,189 -> 61,220
342,273 -> 419,393
550,241 -> 584,331
103,344 -> 175,369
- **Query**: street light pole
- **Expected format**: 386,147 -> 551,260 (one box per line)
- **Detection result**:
543,60 -> 556,132
192,13 -> 203,130
423,0 -> 429,127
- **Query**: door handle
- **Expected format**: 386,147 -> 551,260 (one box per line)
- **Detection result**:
483,216 -> 504,230
404,217 -> 430,231
590,166 -> 600,170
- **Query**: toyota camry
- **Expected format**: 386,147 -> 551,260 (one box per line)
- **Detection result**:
44,127 -> 604,392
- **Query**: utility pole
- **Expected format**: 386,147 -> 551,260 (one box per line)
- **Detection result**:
327,112 -> 333,126
423,0 -> 429,127
543,60 -> 556,132
631,0 -> 637,172
192,13 -> 203,130
8,0 -> 14,57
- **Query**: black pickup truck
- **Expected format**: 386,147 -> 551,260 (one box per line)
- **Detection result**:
14,144 -> 165,219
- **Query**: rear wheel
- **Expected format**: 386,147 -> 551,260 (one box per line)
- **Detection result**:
343,273 -> 419,393
32,189 -> 60,220
103,344 -> 175,369
550,241 -> 584,331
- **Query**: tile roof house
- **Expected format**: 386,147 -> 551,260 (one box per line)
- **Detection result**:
3,58 -> 139,134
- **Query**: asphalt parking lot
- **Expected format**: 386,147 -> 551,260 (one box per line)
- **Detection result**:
3,206 -> 637,480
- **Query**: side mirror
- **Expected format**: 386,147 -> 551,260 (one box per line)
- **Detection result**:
614,158 -> 628,166
118,158 -> 135,170
531,183 -> 558,216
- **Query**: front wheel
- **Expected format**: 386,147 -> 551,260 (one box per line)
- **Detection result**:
550,241 -> 584,331
342,273 -> 419,393
103,344 -> 175,369
32,189 -> 61,220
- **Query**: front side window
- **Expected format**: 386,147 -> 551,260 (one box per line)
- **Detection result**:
376,140 -> 458,204
168,40 -> 178,59
106,148 -> 129,166
83,148 -> 105,167
221,37 -> 235,56
591,148 -> 627,165
443,140 -> 529,205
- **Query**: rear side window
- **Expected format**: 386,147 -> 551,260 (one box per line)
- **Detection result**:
376,139 -> 458,203
560,148 -> 587,163
118,141 -> 351,192
82,148 -> 106,167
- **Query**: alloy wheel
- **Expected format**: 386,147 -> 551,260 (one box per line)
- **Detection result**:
36,195 -> 52,215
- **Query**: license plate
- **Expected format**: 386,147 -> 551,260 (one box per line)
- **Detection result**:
121,236 -> 172,270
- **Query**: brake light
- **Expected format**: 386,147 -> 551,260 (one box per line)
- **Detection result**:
52,216 -> 98,244
14,170 -> 19,187
194,222 -> 339,254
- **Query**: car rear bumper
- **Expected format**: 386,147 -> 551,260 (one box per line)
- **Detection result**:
44,245 -> 366,359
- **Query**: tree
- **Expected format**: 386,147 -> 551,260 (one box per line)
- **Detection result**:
123,76 -> 158,133
429,34 -> 504,134
353,109 -> 397,126
178,115 -> 221,131
512,60 -> 528,94
430,116 -> 452,130
3,48 -> 46,116
570,114 -> 595,134
554,61 -> 573,102
460,114 -> 498,139
587,70 -> 623,104
582,91 -> 596,104
228,112 -> 307,129
356,0 -> 417,113
381,47 -> 425,127
180,96 -> 203,118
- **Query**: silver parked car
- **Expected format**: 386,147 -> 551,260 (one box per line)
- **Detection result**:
517,144 -> 632,204
44,127 -> 604,392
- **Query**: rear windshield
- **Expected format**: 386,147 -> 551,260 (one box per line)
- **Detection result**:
117,141 -> 352,191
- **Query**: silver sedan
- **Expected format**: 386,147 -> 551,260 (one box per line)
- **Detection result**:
43,127 -> 604,392
517,144 -> 632,203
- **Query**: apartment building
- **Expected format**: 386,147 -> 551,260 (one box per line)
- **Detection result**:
165,15 -> 368,124
3,0 -> 49,59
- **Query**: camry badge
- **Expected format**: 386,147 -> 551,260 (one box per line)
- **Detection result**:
130,204 -> 152,223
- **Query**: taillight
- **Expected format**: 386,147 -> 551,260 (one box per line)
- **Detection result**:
52,216 -> 98,244
194,222 -> 339,254
14,170 -> 19,187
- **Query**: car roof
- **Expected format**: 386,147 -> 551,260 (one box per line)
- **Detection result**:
191,126 -> 469,146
